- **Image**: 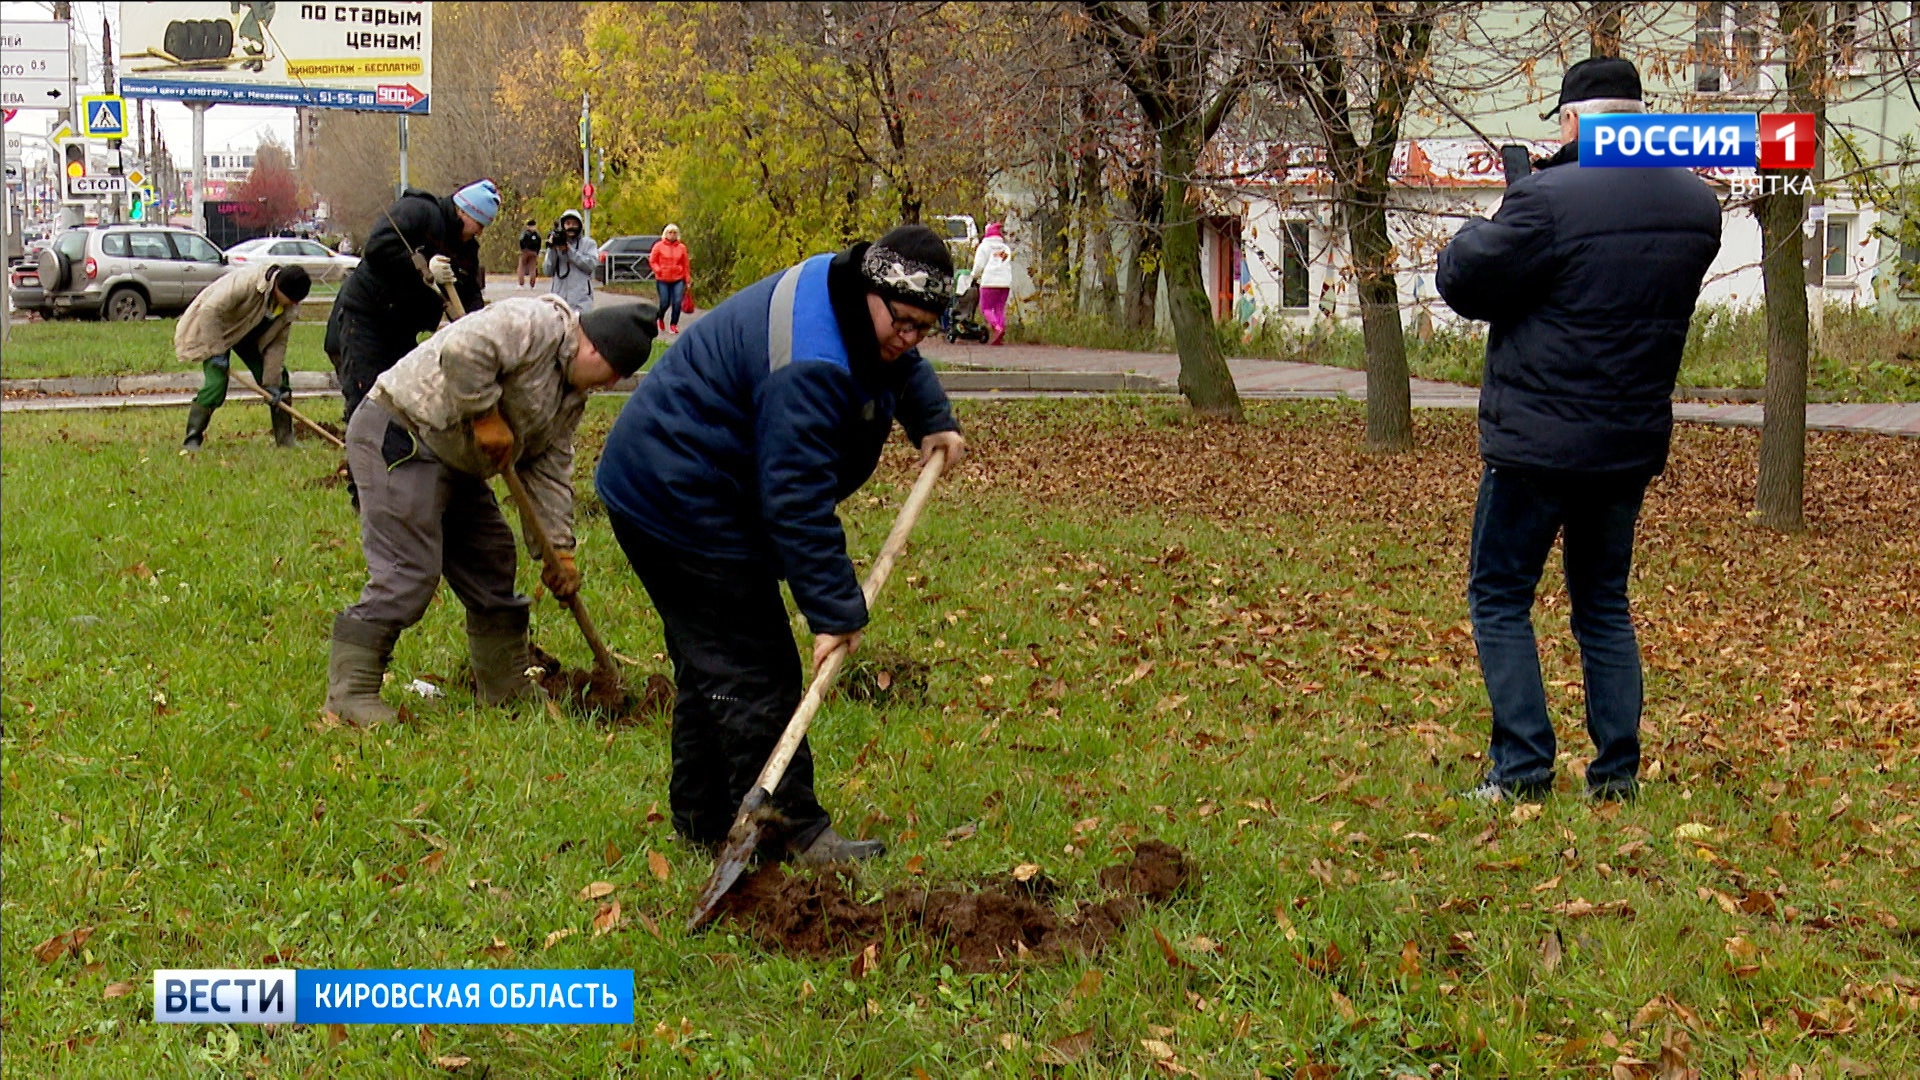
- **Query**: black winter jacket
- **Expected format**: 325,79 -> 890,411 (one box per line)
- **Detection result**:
1436,142 -> 1722,475
335,188 -> 486,334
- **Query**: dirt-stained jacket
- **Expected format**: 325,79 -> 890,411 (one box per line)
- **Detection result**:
173,263 -> 298,384
367,295 -> 588,553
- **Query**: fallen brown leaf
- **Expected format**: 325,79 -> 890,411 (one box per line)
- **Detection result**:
1152,927 -> 1194,970
102,982 -> 135,999
578,881 -> 616,901
1038,1029 -> 1094,1065
1070,969 -> 1103,999
648,850 -> 671,882
592,901 -> 623,937
433,1054 -> 472,1071
1540,928 -> 1564,973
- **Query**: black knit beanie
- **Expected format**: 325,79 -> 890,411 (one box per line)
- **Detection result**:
580,301 -> 660,377
271,264 -> 311,304
861,224 -> 955,311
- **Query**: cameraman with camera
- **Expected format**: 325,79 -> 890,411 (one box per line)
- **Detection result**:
543,209 -> 598,313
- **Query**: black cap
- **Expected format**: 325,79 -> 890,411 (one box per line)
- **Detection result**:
1543,56 -> 1643,119
271,263 -> 311,304
580,301 -> 660,377
861,224 -> 956,312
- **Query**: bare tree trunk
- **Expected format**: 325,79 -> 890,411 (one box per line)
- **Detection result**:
1346,185 -> 1413,450
1588,1 -> 1626,56
1755,1 -> 1823,531
1162,138 -> 1243,419
1123,173 -> 1163,333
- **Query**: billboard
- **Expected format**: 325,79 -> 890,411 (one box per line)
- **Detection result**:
116,2 -> 432,113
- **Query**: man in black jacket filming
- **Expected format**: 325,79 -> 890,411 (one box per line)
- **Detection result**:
327,179 -> 498,424
1436,58 -> 1722,803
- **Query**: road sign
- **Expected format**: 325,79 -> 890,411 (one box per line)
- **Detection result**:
81,95 -> 126,139
0,22 -> 74,111
69,176 -> 126,196
127,169 -> 146,188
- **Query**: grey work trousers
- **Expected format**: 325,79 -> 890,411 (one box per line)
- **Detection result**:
342,400 -> 529,631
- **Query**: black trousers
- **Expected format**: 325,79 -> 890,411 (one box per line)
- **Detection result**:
326,304 -> 423,424
610,513 -> 831,851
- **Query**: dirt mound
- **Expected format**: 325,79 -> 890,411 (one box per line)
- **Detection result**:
526,646 -> 675,726
717,842 -> 1192,971
837,646 -> 931,706
1094,839 -> 1192,901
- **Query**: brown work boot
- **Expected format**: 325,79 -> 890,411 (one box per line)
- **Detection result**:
467,608 -> 545,706
325,614 -> 400,726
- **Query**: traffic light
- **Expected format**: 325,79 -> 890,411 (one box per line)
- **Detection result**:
129,189 -> 145,221
61,139 -> 88,203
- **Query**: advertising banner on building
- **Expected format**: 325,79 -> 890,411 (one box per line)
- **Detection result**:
116,2 -> 432,113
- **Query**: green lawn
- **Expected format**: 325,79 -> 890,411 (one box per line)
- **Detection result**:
1014,304 -> 1920,401
1,319 -> 669,382
3,401 -> 1916,1076
1,320 -> 337,381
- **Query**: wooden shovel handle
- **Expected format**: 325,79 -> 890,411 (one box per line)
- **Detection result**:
236,373 -> 344,448
500,462 -> 617,675
745,447 -> 948,802
441,282 -> 467,321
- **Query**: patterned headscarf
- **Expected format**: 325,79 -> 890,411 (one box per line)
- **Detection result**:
860,224 -> 955,311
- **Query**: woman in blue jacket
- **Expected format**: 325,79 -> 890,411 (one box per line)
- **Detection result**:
596,225 -> 966,864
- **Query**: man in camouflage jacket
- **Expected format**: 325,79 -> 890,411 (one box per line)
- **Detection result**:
324,295 -> 657,725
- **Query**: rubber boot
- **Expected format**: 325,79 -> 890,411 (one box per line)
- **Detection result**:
324,613 -> 400,725
793,827 -> 886,866
270,399 -> 298,448
468,607 -> 545,706
182,404 -> 215,452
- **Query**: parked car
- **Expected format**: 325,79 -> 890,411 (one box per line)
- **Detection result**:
37,225 -> 234,321
9,263 -> 47,314
596,234 -> 660,285
225,236 -> 360,283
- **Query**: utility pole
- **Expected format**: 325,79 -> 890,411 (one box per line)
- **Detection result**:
103,15 -> 122,225
396,115 -> 408,198
580,93 -> 591,237
191,104 -> 208,236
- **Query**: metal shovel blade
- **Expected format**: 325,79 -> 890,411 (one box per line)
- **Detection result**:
685,787 -> 772,933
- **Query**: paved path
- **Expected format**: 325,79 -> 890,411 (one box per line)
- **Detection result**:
919,341 -> 1920,438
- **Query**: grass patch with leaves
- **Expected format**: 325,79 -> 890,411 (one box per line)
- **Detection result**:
3,401 -> 1916,1076
1013,304 -> 1920,401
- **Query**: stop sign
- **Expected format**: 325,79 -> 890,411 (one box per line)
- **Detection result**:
582,182 -> 596,210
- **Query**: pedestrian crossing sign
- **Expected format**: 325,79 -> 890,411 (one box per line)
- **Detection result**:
81,95 -> 126,139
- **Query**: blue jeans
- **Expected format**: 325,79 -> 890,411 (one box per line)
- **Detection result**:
655,278 -> 685,328
1468,465 -> 1649,792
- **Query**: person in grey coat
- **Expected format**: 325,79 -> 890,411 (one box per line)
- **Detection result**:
323,295 -> 657,725
544,209 -> 598,312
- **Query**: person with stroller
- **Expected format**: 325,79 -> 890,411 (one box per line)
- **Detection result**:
969,222 -> 1014,346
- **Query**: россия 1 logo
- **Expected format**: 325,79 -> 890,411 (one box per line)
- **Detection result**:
1580,113 -> 1815,170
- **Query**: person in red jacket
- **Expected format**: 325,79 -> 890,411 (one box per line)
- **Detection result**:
648,224 -> 692,334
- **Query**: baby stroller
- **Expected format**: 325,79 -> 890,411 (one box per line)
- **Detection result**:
942,282 -> 992,343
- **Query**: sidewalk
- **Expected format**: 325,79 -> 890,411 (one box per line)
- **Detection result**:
919,340 -> 1920,439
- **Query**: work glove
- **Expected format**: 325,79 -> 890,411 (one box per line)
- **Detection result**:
542,551 -> 581,600
470,409 -> 514,471
428,254 -> 456,287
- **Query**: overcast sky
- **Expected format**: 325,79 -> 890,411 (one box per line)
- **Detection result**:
3,0 -> 297,163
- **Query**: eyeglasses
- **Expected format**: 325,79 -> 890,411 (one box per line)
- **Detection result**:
884,298 -> 939,340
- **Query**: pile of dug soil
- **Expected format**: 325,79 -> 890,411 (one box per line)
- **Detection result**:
526,646 -> 674,726
717,840 -> 1192,971
837,646 -> 931,706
